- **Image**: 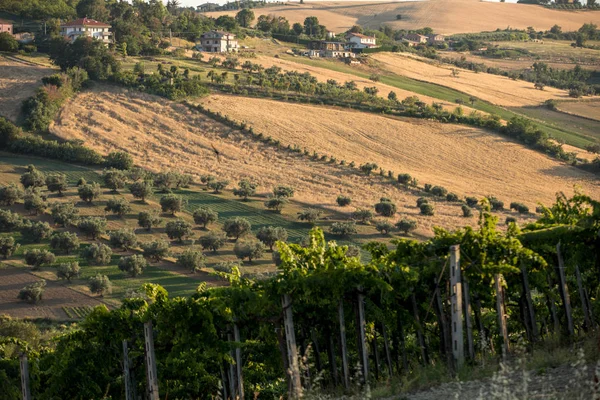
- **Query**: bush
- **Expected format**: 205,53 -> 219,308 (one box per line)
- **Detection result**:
50,202 -> 79,226
78,182 -> 101,204
45,173 -> 68,195
56,261 -> 80,282
375,220 -> 394,235
346,245 -> 361,259
208,180 -> 229,194
446,193 -> 459,202
465,197 -> 479,207
105,197 -> 132,217
20,165 -> 45,189
505,216 -> 517,225
102,168 -> 127,192
336,195 -> 352,207
160,194 -> 184,215
18,280 -> 46,304
233,179 -> 257,200
105,151 -> 134,170
510,202 -> 529,214
256,226 -> 288,251
419,203 -> 435,216
330,221 -> 357,237
461,205 -> 473,217
81,243 -> 113,265
154,171 -> 178,193
0,209 -> 22,231
50,231 -> 80,254
138,210 -> 162,231
396,218 -> 417,234
375,199 -> 396,217
0,183 -> 23,206
360,163 -> 378,175
273,185 -> 295,198
431,186 -> 448,197
416,197 -> 429,207
234,237 -> 266,263
0,32 -> 18,52
264,197 -> 288,213
193,207 -> 218,229
24,249 -> 56,270
177,249 -> 206,273
21,221 -> 53,243
223,217 -> 251,239
198,231 -> 226,253
127,180 -> 153,203
88,274 -> 112,296
165,219 -> 194,242
397,173 -> 412,185
23,190 -> 47,215
142,240 -> 170,262
109,229 -> 138,251
487,196 -> 504,211
297,208 -> 322,224
352,208 -> 373,224
77,217 -> 107,239
118,254 -> 147,277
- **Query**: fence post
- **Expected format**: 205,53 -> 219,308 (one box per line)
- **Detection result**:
556,241 -> 574,336
338,299 -> 350,389
449,245 -> 464,369
19,353 -> 31,400
144,321 -> 159,400
521,262 -> 539,342
123,340 -> 135,400
494,274 -> 510,357
233,323 -> 244,400
357,291 -> 369,385
282,294 -> 302,399
462,276 -> 475,361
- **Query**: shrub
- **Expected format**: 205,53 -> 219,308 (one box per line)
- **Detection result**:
21,221 -> 53,243
88,274 -> 112,296
77,217 -> 107,239
165,219 -> 194,243
352,208 -> 373,224
118,255 -> 147,277
297,208 -> 322,224
264,197 -> 288,213
375,199 -> 396,217
105,198 -> 132,217
177,249 -> 206,273
102,168 -> 127,192
465,197 -> 479,207
346,245 -> 361,259
20,165 -> 45,189
208,180 -> 229,194
487,196 -> 504,211
193,207 -> 218,229
419,203 -> 435,216
160,194 -> 184,215
0,209 -> 22,231
78,182 -> 101,204
446,193 -> 459,202
0,32 -> 18,52
50,231 -> 80,254
396,218 -> 417,234
50,202 -> 79,226
505,216 -> 517,225
256,226 -> 288,251
462,205 -> 473,217
18,280 -> 46,304
138,210 -> 162,231
0,183 -> 23,206
416,197 -> 429,207
105,151 -> 134,170
336,195 -> 352,207
397,173 -> 412,185
424,184 -> 432,192
56,262 -> 80,282
24,249 -> 56,269
154,171 -> 178,193
273,185 -> 295,198
81,243 -> 112,265
45,173 -> 68,195
198,231 -> 226,253
375,220 -> 394,235
77,177 -> 86,186
109,229 -> 138,251
223,217 -> 251,239
141,240 -> 170,262
23,190 -> 47,215
431,186 -> 448,197
234,238 -> 266,263
330,221 -> 357,237
359,163 -> 378,175
510,202 -> 529,214
233,179 -> 257,200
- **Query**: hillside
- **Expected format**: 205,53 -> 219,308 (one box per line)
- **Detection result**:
205,0 -> 599,34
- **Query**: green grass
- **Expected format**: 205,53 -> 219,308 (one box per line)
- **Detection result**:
0,153 -> 101,185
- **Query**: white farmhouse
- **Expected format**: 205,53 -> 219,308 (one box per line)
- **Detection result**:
60,18 -> 112,44
198,31 -> 239,53
345,32 -> 377,49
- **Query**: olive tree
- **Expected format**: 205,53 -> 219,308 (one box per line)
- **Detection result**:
105,151 -> 133,170
264,197 -> 288,213
0,209 -> 22,231
375,198 -> 396,217
207,180 -> 229,194
198,231 -> 226,253
256,226 -> 288,251
118,255 -> 147,277
273,185 -> 294,198
176,249 -> 206,273
142,240 -> 170,262
129,180 -> 153,202
88,274 -> 112,296
18,280 -> 46,303
352,208 -> 373,224
45,173 -> 68,195
297,208 -> 322,224
105,198 -> 132,217
56,262 -> 81,282
21,221 -> 53,243
165,219 -> 194,243
160,194 -> 185,215
77,217 -> 107,239
419,203 -> 435,216
81,243 -> 112,265
193,207 -> 218,229
20,165 -> 45,189
234,238 -> 266,263
78,182 -> 101,204
336,195 -> 351,207
138,210 -> 162,231
223,217 -> 251,239
50,231 -> 80,254
0,183 -> 23,206
102,169 -> 127,193
24,249 -> 56,270
233,179 -> 257,201
375,220 -> 394,235
23,190 -> 47,215
109,229 -> 138,251
396,218 -> 417,235
330,221 -> 357,238
50,202 -> 79,226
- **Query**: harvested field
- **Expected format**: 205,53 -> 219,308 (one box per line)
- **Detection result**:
371,53 -> 573,107
0,57 -> 55,122
0,266 -> 106,320
557,101 -> 600,122
200,94 -> 600,207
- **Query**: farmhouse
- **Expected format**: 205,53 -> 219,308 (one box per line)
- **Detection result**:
427,34 -> 445,44
403,33 -> 428,43
0,19 -> 13,34
198,30 -> 239,53
345,32 -> 377,49
308,40 -> 354,58
197,2 -> 220,12
60,18 -> 112,44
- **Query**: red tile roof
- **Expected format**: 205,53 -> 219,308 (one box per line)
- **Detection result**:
347,33 -> 372,39
61,18 -> 111,28
0,19 -> 13,25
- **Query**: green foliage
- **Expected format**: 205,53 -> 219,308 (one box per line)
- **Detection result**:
0,32 -> 18,52
81,243 -> 112,265
273,185 -> 295,198
77,216 -> 107,239
352,208 -> 373,224
142,239 -> 170,262
118,254 -> 147,277
375,199 -> 397,217
233,178 -> 257,200
56,261 -> 81,282
160,194 -> 185,215
127,179 -> 153,203
360,162 -> 378,175
329,221 -> 357,237
109,229 -> 138,251
419,203 -> 435,216
0,209 -> 22,231
165,219 -> 194,243
193,207 -> 218,228
375,220 -> 394,235
0,236 -> 18,259
223,217 -> 251,239
20,165 -> 45,189
88,274 -> 111,296
207,180 -> 229,194
102,168 -> 127,192
23,189 -> 47,215
21,220 -> 53,243
487,196 -> 505,211
49,36 -> 119,80
45,173 -> 68,195
50,201 -> 79,226
0,183 -> 23,206
465,197 -> 479,207
17,280 -> 46,304
105,197 -> 132,217
446,193 -> 460,202
336,195 -> 352,207
430,185 -> 448,197
264,197 -> 288,213
138,210 -> 162,231
234,237 -> 266,263
397,173 -> 412,185
297,208 -> 322,224
77,182 -> 101,204
198,231 -> 227,253
510,202 -> 530,214
505,216 -> 517,225
50,231 -> 80,254
176,249 -> 206,273
395,218 -> 417,234
462,204 -> 473,217
105,151 -> 133,170
256,226 -> 288,251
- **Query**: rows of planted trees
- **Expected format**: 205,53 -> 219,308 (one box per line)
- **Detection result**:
1,189 -> 598,399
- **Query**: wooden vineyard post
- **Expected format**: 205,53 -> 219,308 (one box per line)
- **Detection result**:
556,242 -> 574,336
19,353 -> 31,400
449,245 -> 464,369
494,274 -> 510,357
381,324 -> 394,376
338,299 -> 350,389
282,294 -> 302,399
462,276 -> 475,361
144,321 -> 160,400
575,264 -> 592,331
233,323 -> 244,400
357,291 -> 369,385
411,293 -> 428,365
521,263 -> 539,342
123,340 -> 136,400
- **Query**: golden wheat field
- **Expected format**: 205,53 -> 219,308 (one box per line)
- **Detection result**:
557,101 -> 600,122
0,58 -> 55,122
50,85 -> 547,237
